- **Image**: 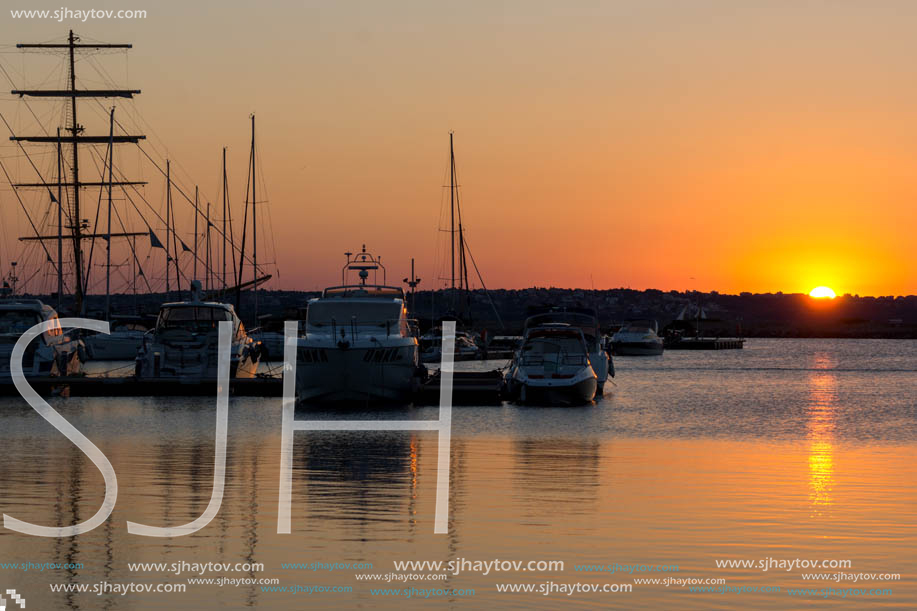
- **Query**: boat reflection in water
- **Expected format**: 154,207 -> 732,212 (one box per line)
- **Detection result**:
295,247 -> 422,403
135,281 -> 261,381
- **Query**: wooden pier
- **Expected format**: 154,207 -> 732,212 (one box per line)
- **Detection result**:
417,370 -> 506,404
1,370 -> 507,403
665,337 -> 746,350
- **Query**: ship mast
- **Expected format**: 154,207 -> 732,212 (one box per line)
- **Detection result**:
450,132 -> 455,295
252,114 -> 258,321
11,30 -> 145,313
237,113 -> 260,315
56,128 -> 63,309
105,107 -> 114,319
222,147 -> 228,292
165,160 -> 171,297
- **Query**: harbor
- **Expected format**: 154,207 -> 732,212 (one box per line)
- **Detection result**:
0,11 -> 915,611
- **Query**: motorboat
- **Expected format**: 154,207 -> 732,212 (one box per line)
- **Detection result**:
506,324 -> 597,405
84,315 -> 153,360
135,281 -> 261,380
0,296 -> 85,379
482,335 -> 522,359
420,327 -> 480,363
523,307 -> 613,394
610,320 -> 665,356
295,247 -> 423,403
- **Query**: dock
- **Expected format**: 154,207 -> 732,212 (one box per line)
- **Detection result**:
416,370 -> 506,404
665,337 -> 745,350
1,370 -> 508,403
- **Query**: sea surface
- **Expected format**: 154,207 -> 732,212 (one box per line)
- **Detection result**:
0,338 -> 914,609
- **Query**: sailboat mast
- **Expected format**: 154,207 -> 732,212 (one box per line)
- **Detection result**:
449,132 -> 455,294
251,114 -> 258,320
236,129 -> 251,311
131,235 -> 137,305
67,30 -> 85,313
105,107 -> 114,320
205,202 -> 211,291
193,186 -> 199,283
171,174 -> 181,298
56,128 -> 63,310
165,160 -> 171,296
222,147 -> 227,292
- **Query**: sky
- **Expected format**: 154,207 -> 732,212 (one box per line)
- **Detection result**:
1,1 -> 915,296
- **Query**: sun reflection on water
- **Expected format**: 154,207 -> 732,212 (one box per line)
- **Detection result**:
807,353 -> 837,516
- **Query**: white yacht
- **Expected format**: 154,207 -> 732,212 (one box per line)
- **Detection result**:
0,296 -> 84,379
420,327 -> 480,363
295,247 -> 422,403
523,307 -> 613,394
610,320 -> 665,356
135,282 -> 261,380
506,324 -> 597,405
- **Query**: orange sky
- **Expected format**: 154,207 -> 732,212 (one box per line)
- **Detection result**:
1,1 -> 915,296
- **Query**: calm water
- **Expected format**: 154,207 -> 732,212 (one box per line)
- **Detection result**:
0,339 -> 914,609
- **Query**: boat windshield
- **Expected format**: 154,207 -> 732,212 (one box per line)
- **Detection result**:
157,306 -> 234,333
620,325 -> 653,334
307,301 -> 402,328
526,314 -> 599,348
522,336 -> 587,366
0,310 -> 42,334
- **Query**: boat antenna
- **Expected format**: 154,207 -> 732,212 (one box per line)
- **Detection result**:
403,257 -> 421,315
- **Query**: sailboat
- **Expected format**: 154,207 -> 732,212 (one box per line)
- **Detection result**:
423,133 -> 502,362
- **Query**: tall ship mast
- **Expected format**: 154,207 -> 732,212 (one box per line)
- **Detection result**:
10,30 -> 146,314
1,31 -> 273,317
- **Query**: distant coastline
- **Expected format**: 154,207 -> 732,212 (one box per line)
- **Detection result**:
14,288 -> 917,339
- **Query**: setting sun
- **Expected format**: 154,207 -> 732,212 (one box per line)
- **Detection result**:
809,286 -> 837,299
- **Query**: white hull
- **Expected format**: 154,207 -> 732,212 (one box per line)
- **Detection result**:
0,339 -> 82,379
611,325 -> 664,356
136,336 -> 260,380
296,342 -> 419,403
515,376 -> 597,406
85,332 -> 144,360
0,300 -> 84,379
